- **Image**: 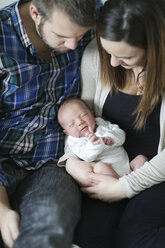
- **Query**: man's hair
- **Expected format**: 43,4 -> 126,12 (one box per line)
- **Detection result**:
32,0 -> 97,27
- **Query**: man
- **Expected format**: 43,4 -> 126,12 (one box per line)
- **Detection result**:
0,0 -> 101,247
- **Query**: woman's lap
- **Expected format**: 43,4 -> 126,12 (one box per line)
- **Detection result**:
74,194 -> 128,248
117,182 -> 165,248
74,182 -> 165,248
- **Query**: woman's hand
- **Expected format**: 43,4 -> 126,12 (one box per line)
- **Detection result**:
81,173 -> 127,202
66,157 -> 96,187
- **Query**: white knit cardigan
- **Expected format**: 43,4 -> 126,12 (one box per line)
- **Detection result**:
80,39 -> 165,198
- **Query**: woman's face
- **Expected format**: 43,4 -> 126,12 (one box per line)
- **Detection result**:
100,37 -> 146,70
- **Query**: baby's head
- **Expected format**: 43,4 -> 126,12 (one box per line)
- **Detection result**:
58,98 -> 96,137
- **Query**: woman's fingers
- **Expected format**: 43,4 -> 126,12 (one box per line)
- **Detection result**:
81,173 -> 127,202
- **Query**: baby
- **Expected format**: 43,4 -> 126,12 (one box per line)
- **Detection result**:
58,98 -> 148,178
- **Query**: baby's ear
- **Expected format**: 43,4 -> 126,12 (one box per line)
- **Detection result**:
63,129 -> 68,135
91,111 -> 94,116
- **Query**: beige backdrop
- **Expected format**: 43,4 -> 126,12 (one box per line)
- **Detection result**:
0,0 -> 17,8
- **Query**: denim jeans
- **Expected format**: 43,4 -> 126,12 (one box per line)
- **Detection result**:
5,162 -> 81,248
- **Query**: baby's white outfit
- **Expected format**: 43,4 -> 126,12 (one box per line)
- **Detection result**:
59,117 -> 131,176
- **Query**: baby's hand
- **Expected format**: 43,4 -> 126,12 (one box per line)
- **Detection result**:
85,127 -> 100,145
130,154 -> 148,171
102,137 -> 114,145
86,131 -> 100,145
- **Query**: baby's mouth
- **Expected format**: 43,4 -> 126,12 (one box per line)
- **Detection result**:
81,126 -> 88,132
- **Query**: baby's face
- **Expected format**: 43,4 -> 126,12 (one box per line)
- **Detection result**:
61,102 -> 95,137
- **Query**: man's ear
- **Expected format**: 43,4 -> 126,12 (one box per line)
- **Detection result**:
29,3 -> 41,23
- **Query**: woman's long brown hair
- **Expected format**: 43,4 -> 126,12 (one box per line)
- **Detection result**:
97,0 -> 165,129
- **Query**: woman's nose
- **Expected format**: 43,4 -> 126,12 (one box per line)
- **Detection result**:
110,55 -> 121,67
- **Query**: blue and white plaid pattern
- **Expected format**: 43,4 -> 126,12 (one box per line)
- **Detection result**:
0,0 -> 102,192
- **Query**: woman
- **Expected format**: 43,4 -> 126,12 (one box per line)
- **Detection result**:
65,0 -> 165,247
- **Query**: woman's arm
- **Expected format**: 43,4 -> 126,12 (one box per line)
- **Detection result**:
119,149 -> 165,197
66,157 -> 96,187
81,173 -> 127,202
82,150 -> 165,202
80,40 -> 97,111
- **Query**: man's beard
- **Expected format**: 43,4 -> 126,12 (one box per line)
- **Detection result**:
38,19 -> 55,50
37,19 -> 69,53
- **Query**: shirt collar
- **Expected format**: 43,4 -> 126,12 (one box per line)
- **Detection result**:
11,1 -> 34,54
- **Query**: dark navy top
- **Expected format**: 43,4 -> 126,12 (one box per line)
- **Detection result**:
103,90 -> 161,161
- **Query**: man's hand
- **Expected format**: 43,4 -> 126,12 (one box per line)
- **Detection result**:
0,186 -> 20,248
0,209 -> 20,248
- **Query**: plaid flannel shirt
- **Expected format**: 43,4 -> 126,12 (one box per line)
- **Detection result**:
0,0 -> 102,192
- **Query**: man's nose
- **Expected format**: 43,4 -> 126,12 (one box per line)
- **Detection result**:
65,38 -> 78,50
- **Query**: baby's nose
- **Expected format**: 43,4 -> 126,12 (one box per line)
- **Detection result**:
76,118 -> 83,126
